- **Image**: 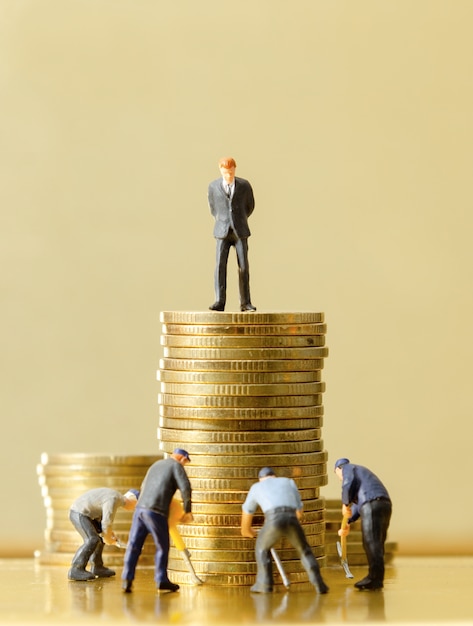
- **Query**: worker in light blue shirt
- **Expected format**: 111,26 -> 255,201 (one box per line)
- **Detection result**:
241,467 -> 328,594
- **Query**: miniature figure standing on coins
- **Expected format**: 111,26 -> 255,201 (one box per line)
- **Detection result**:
208,157 -> 256,312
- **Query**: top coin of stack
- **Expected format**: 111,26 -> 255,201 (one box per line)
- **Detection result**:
158,311 -> 329,588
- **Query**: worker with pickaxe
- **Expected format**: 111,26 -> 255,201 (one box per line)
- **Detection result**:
241,467 -> 329,594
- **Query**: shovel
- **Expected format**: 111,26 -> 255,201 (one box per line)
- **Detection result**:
336,515 -> 354,578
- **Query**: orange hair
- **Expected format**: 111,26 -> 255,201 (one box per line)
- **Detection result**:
218,156 -> 236,169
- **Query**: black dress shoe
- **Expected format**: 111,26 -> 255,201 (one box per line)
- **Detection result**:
355,577 -> 383,590
122,579 -> 133,593
209,302 -> 225,311
240,303 -> 256,312
157,581 -> 180,592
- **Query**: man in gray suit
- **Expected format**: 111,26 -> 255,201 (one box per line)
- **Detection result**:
208,157 -> 256,312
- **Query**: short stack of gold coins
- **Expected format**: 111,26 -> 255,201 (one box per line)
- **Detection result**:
36,452 -> 161,566
158,311 -> 329,588
324,499 -> 398,566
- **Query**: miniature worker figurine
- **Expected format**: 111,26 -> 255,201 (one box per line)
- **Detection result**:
335,458 -> 392,590
121,449 -> 193,593
68,488 -> 139,581
241,467 -> 329,594
208,156 -> 256,312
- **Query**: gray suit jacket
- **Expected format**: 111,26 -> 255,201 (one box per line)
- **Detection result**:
208,176 -> 255,239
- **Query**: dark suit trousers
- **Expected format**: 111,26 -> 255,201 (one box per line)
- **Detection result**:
214,231 -> 251,306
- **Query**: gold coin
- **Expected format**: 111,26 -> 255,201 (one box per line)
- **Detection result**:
165,569 -> 323,587
160,311 -> 325,325
160,357 -> 325,372
184,475 -> 327,490
163,346 -> 328,360
191,487 -> 320,502
161,335 -> 326,348
36,464 -> 151,478
168,545 -> 326,563
157,427 -> 321,443
159,381 -> 325,397
37,476 -> 144,489
186,509 -> 325,527
183,450 -> 327,467
182,463 -> 327,479
162,323 -> 327,336
158,439 -> 324,455
159,403 -> 323,419
173,534 -> 326,551
190,497 -> 325,515
158,416 -> 323,431
158,369 -> 321,384
159,393 -> 323,408
176,522 -> 325,538
166,558 -> 323,575
39,453 -> 161,466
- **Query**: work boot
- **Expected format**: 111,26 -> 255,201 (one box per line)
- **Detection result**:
157,581 -> 180,592
91,566 -> 116,578
355,576 -> 383,590
68,567 -> 97,581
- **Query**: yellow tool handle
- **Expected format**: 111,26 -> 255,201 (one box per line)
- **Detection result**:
340,514 -> 349,561
169,498 -> 186,551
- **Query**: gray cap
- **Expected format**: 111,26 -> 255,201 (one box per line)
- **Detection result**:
334,458 -> 350,470
258,467 -> 276,479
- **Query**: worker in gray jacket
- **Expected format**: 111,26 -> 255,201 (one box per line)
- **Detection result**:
68,487 -> 139,581
122,449 -> 193,593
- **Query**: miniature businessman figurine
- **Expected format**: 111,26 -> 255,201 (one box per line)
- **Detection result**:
335,458 -> 392,590
122,449 -> 193,593
241,467 -> 329,594
68,488 -> 139,581
208,156 -> 256,312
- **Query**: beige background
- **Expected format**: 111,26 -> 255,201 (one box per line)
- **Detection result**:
1,0 -> 472,557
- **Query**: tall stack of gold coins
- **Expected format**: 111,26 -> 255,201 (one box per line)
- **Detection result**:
158,311 -> 329,588
36,452 -> 161,566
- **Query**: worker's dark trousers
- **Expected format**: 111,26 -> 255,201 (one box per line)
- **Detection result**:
254,507 -> 325,590
360,499 -> 392,584
69,511 -> 105,570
